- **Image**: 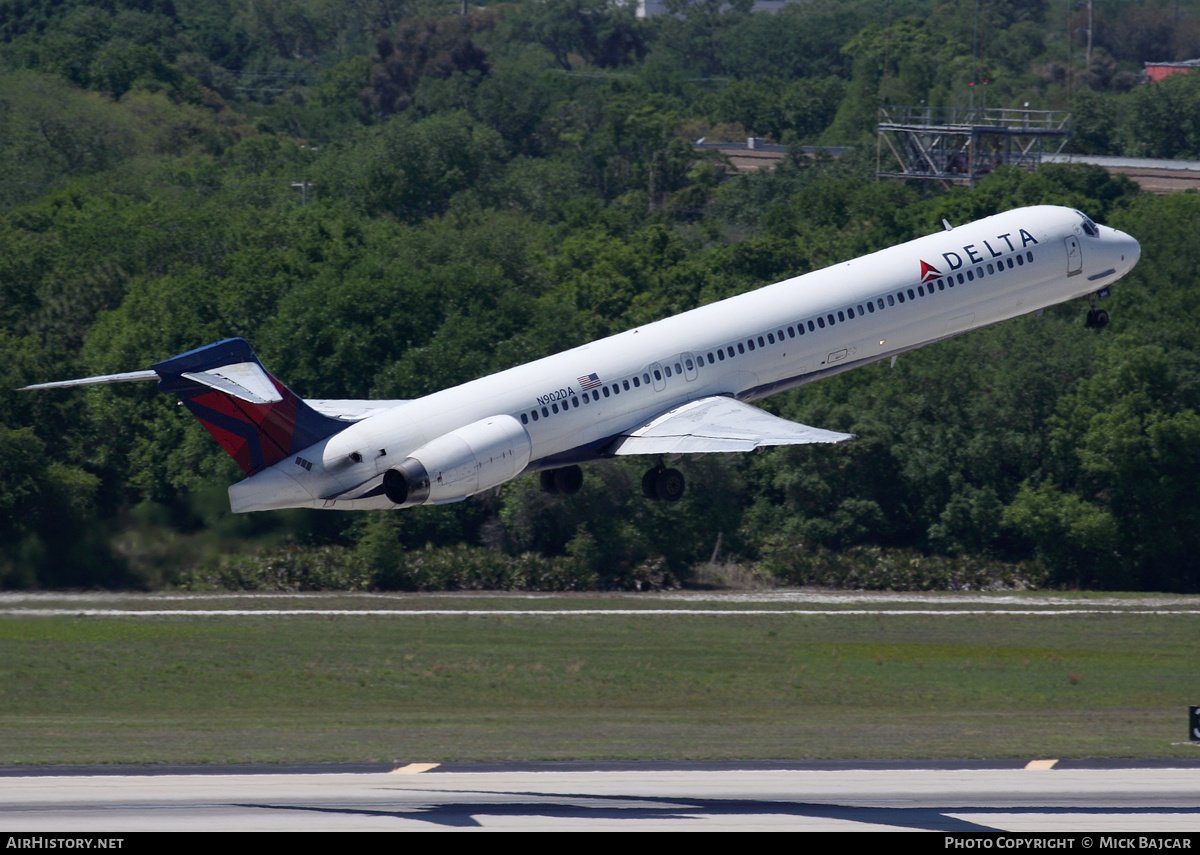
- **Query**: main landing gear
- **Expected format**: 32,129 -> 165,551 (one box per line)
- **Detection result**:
539,465 -> 583,495
538,463 -> 685,502
1085,289 -> 1110,329
641,464 -> 685,502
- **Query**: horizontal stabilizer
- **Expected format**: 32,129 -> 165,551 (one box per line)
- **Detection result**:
181,362 -> 283,405
20,370 -> 159,391
609,396 -> 853,455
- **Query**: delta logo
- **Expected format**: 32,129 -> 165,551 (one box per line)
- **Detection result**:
921,229 -> 1040,281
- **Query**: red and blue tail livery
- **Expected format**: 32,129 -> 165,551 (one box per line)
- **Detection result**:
151,339 -> 346,476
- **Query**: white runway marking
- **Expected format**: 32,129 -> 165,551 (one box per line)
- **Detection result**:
3,608 -> 1200,617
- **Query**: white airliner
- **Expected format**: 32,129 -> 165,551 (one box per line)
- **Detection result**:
23,205 -> 1139,512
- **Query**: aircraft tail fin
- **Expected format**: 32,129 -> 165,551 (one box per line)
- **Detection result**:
152,339 -> 346,476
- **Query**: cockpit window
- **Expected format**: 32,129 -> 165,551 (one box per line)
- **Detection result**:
1076,210 -> 1099,238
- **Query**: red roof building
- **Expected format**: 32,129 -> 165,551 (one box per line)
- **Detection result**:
1144,59 -> 1200,82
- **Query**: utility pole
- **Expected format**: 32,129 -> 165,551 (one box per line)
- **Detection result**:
1086,0 -> 1094,69
291,180 -> 312,205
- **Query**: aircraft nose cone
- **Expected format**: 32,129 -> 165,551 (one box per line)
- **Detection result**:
1125,233 -> 1141,269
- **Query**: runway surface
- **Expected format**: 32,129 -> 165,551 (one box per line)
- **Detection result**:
2,763 -> 1199,831
3,593 -> 1196,830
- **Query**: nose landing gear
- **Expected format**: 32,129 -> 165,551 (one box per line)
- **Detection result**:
1085,288 -> 1111,329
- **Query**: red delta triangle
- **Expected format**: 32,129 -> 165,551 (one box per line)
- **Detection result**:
919,260 -> 941,281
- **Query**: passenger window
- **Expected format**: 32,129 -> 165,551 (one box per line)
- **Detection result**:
727,346 -> 735,357
521,413 -> 528,424
879,298 -> 887,308
807,320 -> 815,331
837,311 -> 845,322
767,333 -> 775,344
717,350 -> 725,360
623,380 -> 630,390
817,317 -> 826,328
957,273 -> 965,283
788,327 -> 795,338
887,295 -> 895,306
737,343 -> 745,354
571,397 -> 579,407
867,302 -> 874,313
643,373 -> 651,384
552,403 -> 559,413
898,292 -> 905,303
532,411 -> 539,421
592,390 -> 599,401
966,270 -> 974,281
907,289 -> 915,299
858,305 -> 865,314
847,308 -> 854,318
1026,251 -> 1033,262
654,369 -> 662,380
756,337 -> 764,348
602,387 -> 609,397
1016,255 -> 1023,266
747,340 -> 755,351
633,376 -> 640,387
611,384 -> 619,394
685,359 -> 694,370
918,286 -> 925,296
675,362 -> 682,373
987,263 -> 994,274
542,407 -> 549,417
664,365 -> 672,377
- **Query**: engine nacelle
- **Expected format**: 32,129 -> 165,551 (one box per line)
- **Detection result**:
382,414 -> 532,507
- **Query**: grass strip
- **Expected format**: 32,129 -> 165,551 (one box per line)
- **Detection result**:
0,605 -> 1196,764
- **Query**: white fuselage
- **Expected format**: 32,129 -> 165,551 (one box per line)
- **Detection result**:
228,205 -> 1140,512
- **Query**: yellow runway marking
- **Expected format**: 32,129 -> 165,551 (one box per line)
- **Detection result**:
1025,759 -> 1058,770
391,763 -> 440,774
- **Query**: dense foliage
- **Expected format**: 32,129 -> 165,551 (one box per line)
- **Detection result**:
3,0 -> 1200,592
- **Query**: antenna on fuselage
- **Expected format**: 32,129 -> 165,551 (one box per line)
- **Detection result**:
942,218 -> 954,231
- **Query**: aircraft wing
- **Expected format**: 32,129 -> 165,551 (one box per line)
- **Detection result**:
608,396 -> 853,455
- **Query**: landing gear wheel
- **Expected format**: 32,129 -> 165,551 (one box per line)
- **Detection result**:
642,467 -> 659,499
1085,309 -> 1110,329
654,467 -> 685,502
539,470 -> 558,494
554,465 -> 583,495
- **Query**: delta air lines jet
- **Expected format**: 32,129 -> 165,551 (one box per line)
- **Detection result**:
22,206 -> 1140,512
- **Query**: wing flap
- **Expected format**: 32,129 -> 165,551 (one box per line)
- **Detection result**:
610,396 -> 853,456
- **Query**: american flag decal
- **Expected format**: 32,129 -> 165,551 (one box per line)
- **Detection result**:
578,372 -> 602,391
